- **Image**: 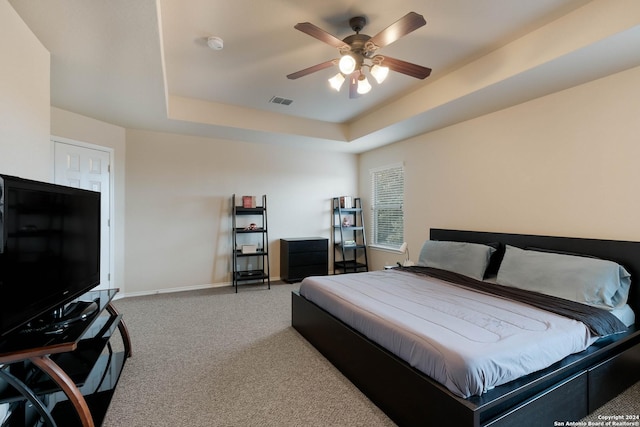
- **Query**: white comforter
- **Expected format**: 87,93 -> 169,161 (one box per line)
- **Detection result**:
299,269 -> 598,398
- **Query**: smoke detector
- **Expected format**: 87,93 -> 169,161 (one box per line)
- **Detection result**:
207,36 -> 224,50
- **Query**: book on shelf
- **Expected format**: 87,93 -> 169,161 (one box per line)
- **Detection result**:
339,196 -> 353,209
242,195 -> 256,208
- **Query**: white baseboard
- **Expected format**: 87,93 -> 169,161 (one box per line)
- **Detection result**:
116,282 -> 230,299
115,277 -> 283,300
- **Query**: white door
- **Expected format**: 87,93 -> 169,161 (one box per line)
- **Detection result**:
53,141 -> 112,290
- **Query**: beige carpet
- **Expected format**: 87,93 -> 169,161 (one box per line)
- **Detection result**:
102,282 -> 639,426
103,283 -> 394,427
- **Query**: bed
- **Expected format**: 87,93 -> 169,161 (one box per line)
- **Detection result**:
291,229 -> 640,427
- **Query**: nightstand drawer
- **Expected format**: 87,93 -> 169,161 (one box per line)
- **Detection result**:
285,238 -> 327,252
288,250 -> 327,266
287,265 -> 327,281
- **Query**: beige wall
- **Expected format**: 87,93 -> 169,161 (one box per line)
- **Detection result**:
360,65 -> 640,270
50,110 -> 357,297
2,0 -> 357,296
125,129 -> 357,295
7,0 -> 640,294
0,0 -> 50,181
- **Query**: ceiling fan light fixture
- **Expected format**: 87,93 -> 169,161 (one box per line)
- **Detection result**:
287,12 -> 430,98
328,73 -> 346,91
357,76 -> 372,94
338,55 -> 357,75
370,64 -> 389,84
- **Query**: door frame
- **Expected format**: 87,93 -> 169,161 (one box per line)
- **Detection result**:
50,135 -> 116,289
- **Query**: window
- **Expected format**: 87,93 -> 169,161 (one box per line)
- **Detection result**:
370,163 -> 404,250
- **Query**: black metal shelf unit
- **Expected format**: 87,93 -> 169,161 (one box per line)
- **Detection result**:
231,194 -> 270,292
332,197 -> 368,274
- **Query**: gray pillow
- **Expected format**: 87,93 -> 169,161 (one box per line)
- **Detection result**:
496,245 -> 631,310
417,240 -> 496,281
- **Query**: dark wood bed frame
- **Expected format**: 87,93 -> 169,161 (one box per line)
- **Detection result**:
291,229 -> 640,427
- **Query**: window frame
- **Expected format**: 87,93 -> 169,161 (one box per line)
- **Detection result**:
369,163 -> 405,251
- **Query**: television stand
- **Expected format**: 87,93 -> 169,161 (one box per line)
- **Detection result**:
0,289 -> 131,427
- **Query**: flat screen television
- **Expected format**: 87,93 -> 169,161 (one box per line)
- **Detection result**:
0,174 -> 101,338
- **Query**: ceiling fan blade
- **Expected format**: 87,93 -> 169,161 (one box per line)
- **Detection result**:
294,22 -> 348,49
379,56 -> 432,79
287,60 -> 336,80
349,70 -> 361,99
368,12 -> 426,49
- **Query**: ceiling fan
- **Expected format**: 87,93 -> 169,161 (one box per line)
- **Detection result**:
287,12 -> 432,98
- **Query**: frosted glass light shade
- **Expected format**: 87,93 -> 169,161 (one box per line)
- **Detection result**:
370,64 -> 389,84
339,55 -> 357,75
328,73 -> 345,91
357,76 -> 371,94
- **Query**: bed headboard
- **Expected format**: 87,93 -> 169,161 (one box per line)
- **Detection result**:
430,229 -> 640,326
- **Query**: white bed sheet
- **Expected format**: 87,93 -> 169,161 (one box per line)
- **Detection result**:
299,269 -> 603,398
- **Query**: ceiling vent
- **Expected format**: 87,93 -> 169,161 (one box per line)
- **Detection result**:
269,96 -> 293,106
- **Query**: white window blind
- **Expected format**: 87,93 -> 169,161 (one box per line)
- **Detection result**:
370,164 -> 404,249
